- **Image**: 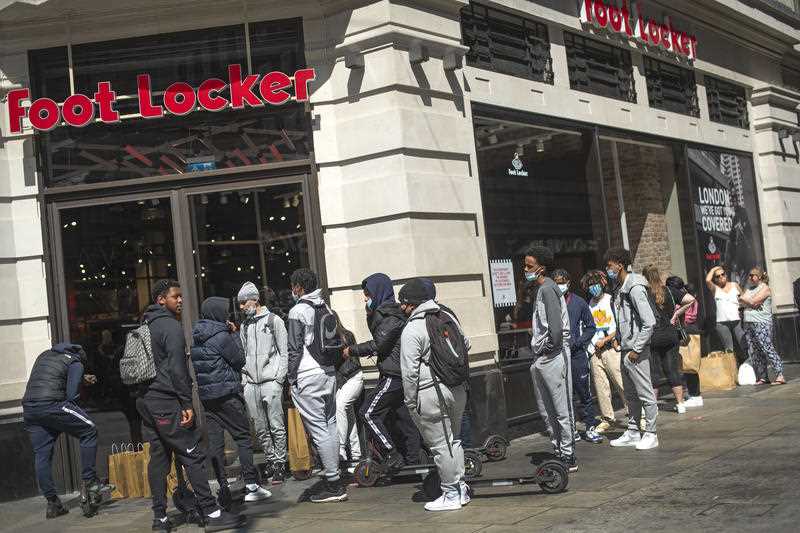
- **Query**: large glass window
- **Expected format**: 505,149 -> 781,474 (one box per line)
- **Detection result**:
644,56 -> 700,117
564,32 -> 636,103
30,18 -> 309,188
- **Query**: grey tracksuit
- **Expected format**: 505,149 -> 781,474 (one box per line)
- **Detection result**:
240,307 -> 288,463
530,277 -> 575,458
287,289 -> 340,482
613,272 -> 658,433
400,299 -> 469,495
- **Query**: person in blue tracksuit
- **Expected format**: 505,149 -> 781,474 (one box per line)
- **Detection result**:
552,269 -> 601,444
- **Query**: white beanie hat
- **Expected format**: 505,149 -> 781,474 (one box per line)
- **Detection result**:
237,281 -> 259,303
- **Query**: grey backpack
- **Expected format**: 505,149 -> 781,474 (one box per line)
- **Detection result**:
119,322 -> 156,385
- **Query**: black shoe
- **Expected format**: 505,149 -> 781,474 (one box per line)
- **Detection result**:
310,479 -> 348,503
262,461 -> 274,481
217,484 -> 233,512
271,462 -> 285,484
152,516 -> 174,531
204,510 -> 245,532
386,450 -> 405,472
561,454 -> 578,473
46,499 -> 68,519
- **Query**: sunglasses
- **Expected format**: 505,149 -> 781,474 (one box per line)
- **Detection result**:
749,273 -> 760,279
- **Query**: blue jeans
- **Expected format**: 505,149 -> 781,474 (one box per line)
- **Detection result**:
570,351 -> 598,429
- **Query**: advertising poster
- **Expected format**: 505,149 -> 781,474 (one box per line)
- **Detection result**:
687,148 -> 764,285
490,259 -> 517,308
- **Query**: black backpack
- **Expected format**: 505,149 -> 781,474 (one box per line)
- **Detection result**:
424,308 -> 470,388
300,299 -> 344,366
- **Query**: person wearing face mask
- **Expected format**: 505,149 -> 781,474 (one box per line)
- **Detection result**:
523,247 -> 577,472
604,249 -> 659,451
347,273 -> 422,470
581,270 -> 625,434
238,281 -> 289,484
552,269 -> 600,444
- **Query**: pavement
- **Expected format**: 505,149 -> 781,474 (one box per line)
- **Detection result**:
1,368 -> 799,533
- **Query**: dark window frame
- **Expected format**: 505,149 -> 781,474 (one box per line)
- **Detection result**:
564,31 -> 637,103
461,2 -> 554,84
705,76 -> 749,129
644,56 -> 700,117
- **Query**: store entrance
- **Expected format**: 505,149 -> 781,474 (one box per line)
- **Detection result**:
48,174 -> 316,478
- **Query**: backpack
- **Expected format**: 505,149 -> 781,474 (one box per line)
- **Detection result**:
424,309 -> 470,388
300,299 -> 344,366
119,321 -> 156,385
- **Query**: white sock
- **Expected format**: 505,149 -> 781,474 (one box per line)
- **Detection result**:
246,483 -> 260,491
207,509 -> 221,518
158,517 -> 168,523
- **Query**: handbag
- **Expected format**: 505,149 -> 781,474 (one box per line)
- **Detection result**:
667,289 -> 690,347
286,407 -> 312,476
679,334 -> 701,374
109,442 -> 150,499
699,350 -> 737,391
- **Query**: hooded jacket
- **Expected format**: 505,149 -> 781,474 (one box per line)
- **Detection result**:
240,306 -> 288,385
349,273 -> 406,377
531,277 -> 571,357
287,288 -> 332,383
139,304 -> 194,408
22,343 -> 86,407
613,272 -> 656,354
190,297 -> 245,401
399,299 -> 470,414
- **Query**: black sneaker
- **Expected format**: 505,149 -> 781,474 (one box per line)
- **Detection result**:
386,450 -> 405,473
152,516 -> 174,531
562,454 -> 578,473
46,499 -> 68,519
272,461 -> 285,484
217,484 -> 233,511
309,479 -> 348,503
262,462 -> 274,481
204,510 -> 245,532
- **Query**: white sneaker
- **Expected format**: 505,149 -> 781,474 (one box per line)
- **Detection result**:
244,484 -> 272,502
635,432 -> 659,450
675,403 -> 687,414
684,396 -> 704,408
459,481 -> 471,506
610,430 -> 641,447
424,490 -> 462,512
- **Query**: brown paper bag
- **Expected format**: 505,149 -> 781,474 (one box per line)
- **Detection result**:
109,443 -> 150,498
287,407 -> 312,474
108,444 -> 129,499
679,334 -> 702,374
699,350 -> 737,391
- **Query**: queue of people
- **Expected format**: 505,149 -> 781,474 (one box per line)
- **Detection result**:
21,248 -> 787,530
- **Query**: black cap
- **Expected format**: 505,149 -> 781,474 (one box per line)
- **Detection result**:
398,278 -> 430,305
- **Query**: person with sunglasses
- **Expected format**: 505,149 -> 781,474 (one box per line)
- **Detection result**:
705,266 -> 745,359
739,268 -> 785,385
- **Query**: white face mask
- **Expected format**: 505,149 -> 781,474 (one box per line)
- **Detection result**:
557,283 -> 569,295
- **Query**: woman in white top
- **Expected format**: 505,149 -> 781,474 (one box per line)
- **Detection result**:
739,268 -> 785,385
705,266 -> 744,355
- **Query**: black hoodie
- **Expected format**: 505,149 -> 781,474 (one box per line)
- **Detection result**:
140,304 -> 193,408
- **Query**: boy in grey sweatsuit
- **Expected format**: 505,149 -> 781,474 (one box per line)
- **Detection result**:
605,248 -> 659,450
524,247 -> 577,470
238,282 -> 289,481
398,278 -> 470,512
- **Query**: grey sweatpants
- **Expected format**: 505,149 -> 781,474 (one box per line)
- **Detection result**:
621,347 -> 658,433
291,370 -> 340,481
244,380 -> 287,463
411,384 -> 466,494
530,350 -> 575,458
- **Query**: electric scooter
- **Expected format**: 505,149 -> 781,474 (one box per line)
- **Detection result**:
470,434 -> 510,463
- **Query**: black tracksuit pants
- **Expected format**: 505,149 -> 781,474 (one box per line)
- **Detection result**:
359,375 -> 422,463
203,393 -> 259,486
136,396 -> 217,518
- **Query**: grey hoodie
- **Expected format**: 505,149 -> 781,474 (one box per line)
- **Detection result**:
530,277 -> 571,357
240,307 -> 288,385
399,299 -> 470,414
613,272 -> 656,354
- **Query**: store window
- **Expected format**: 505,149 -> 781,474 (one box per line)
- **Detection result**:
564,32 -> 636,103
30,18 -> 310,188
461,2 -> 553,84
644,56 -> 700,117
706,76 -> 749,129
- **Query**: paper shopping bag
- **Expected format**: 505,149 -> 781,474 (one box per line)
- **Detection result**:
287,407 -> 312,474
699,351 -> 737,391
109,443 -> 150,499
679,334 -> 702,374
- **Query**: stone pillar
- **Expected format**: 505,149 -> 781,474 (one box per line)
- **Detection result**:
0,52 -> 52,412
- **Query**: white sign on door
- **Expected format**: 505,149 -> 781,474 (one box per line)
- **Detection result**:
490,259 -> 517,308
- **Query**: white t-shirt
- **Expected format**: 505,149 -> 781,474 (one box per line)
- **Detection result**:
588,293 -> 616,354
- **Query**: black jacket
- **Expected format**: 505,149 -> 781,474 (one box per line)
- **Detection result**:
139,304 -> 193,409
349,302 -> 406,377
22,343 -> 85,406
191,319 -> 245,401
336,328 -> 361,382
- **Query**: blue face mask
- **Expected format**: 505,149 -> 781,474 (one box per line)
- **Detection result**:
524,271 -> 538,283
606,268 -> 619,281
292,291 -> 300,303
365,298 -> 373,310
589,284 -> 603,298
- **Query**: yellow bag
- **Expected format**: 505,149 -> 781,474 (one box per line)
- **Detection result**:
109,443 -> 150,499
287,407 -> 312,475
699,350 -> 737,391
679,334 -> 702,374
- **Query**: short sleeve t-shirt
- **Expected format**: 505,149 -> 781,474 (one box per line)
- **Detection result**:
589,293 -> 616,348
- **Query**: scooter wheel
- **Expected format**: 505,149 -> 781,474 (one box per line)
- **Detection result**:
464,449 -> 483,479
422,471 -> 442,499
484,435 -> 508,462
353,460 -> 381,488
536,460 -> 568,494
